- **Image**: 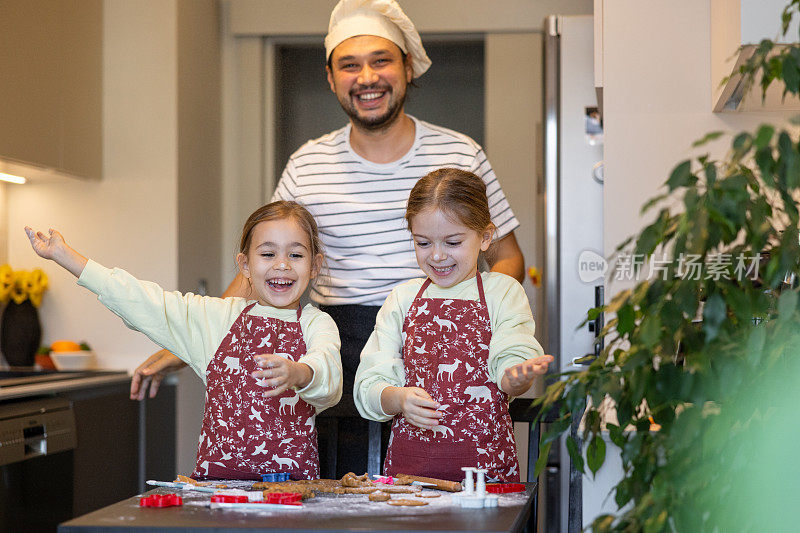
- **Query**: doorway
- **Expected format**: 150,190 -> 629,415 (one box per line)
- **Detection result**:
273,39 -> 486,189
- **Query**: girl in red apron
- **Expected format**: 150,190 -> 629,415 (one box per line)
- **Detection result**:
26,201 -> 342,481
354,168 -> 553,482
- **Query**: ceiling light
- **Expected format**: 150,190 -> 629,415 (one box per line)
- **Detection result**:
0,172 -> 26,184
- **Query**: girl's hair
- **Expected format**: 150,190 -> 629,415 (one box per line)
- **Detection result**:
239,201 -> 323,258
405,168 -> 492,233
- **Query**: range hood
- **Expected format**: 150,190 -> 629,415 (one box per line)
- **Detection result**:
712,0 -> 800,112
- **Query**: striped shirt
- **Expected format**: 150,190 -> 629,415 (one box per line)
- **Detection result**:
272,116 -> 520,306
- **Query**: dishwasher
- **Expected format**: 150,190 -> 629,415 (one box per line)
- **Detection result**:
0,396 -> 77,533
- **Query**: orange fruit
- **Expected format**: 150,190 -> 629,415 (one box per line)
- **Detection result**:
51,340 -> 82,352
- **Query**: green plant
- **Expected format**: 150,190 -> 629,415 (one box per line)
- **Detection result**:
534,3 -> 800,531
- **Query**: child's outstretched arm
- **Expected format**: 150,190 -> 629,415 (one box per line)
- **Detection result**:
500,354 -> 554,397
25,227 -> 88,277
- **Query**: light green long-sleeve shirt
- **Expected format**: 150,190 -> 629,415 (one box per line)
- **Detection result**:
354,272 -> 544,421
78,259 -> 342,411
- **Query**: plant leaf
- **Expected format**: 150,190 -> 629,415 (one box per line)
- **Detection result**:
587,434 -> 607,475
640,314 -> 662,348
666,160 -> 693,191
702,293 -> 726,342
534,440 -> 552,477
691,131 -> 723,148
566,435 -> 585,474
754,124 -> 775,149
778,290 -> 798,323
617,305 -> 636,336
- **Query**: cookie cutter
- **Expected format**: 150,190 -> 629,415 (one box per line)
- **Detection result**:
451,467 -> 499,508
139,493 -> 183,507
486,483 -> 525,493
260,472 -> 291,482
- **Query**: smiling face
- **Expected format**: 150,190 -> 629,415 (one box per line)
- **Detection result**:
410,207 -> 494,288
236,218 -> 323,309
326,35 -> 413,132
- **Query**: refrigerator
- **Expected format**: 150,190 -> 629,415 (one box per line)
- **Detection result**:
541,14 -> 609,533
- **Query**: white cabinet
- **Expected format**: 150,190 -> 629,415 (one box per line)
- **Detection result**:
0,1 -> 103,179
711,0 -> 800,112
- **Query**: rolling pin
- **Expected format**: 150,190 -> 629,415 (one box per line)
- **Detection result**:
396,474 -> 462,492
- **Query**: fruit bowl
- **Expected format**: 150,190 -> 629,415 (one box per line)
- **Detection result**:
50,350 -> 97,371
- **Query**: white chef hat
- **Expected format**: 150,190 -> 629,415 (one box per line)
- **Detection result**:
325,0 -> 432,78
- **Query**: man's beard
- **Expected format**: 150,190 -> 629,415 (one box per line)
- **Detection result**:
338,83 -> 407,132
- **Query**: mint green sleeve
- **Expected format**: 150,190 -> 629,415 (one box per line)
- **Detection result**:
77,259 -> 242,381
354,286 -> 408,422
296,307 -> 342,412
485,274 -> 546,392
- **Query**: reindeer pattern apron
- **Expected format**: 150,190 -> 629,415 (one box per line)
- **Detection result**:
383,274 -> 520,482
191,303 -> 318,480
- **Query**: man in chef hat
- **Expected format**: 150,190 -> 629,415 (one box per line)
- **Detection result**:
323,0 -> 431,133
131,0 -> 524,477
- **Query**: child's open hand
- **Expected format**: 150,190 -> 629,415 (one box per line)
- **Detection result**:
501,355 -> 554,395
397,387 -> 442,430
24,227 -> 87,277
252,353 -> 313,398
25,227 -> 66,260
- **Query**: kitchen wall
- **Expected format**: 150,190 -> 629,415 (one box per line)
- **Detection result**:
603,0 -> 793,272
584,0 -> 797,523
6,0 -> 180,368
4,0 -> 221,475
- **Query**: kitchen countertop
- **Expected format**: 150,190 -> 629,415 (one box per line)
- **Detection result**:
0,369 -> 130,401
59,483 -> 537,533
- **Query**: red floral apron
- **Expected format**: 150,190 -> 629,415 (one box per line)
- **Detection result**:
384,274 -> 520,482
191,303 -> 318,480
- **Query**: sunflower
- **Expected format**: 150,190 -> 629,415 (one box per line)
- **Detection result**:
0,264 -> 12,301
0,265 -> 48,307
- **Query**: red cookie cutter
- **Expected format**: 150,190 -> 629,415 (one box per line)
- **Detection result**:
486,483 -> 526,493
140,493 -> 183,507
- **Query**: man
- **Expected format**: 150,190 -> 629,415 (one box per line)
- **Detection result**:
131,0 -> 525,475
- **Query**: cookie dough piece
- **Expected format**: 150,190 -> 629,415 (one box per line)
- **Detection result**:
382,486 -> 420,494
175,474 -> 211,486
341,472 -> 371,487
369,491 -> 391,502
333,486 -> 379,494
396,474 -> 462,492
250,482 -> 315,500
387,499 -> 429,506
415,492 -> 441,498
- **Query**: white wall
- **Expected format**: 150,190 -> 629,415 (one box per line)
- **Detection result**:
588,0 -> 794,525
6,0 -> 179,370
603,0 -> 791,275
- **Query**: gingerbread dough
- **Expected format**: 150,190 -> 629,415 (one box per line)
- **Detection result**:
369,491 -> 391,502
387,499 -> 429,506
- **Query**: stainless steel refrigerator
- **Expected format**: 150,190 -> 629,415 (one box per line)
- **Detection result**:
541,14 -> 605,533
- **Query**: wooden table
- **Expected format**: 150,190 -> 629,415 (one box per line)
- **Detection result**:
58,483 -> 537,533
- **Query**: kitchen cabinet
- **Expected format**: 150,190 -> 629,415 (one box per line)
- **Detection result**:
61,381 -> 176,516
0,1 -> 103,180
0,374 -> 176,531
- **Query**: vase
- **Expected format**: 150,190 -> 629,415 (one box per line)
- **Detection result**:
1,300 -> 42,367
